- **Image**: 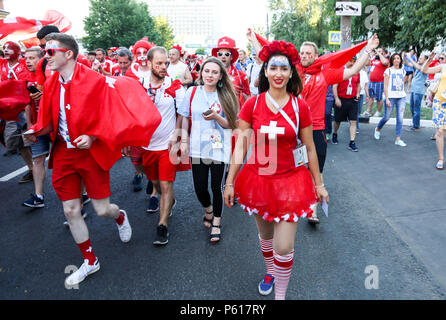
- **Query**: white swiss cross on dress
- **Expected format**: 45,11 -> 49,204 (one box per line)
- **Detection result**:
260,121 -> 285,140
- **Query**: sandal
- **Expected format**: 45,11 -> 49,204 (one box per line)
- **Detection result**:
210,224 -> 221,243
203,211 -> 213,228
436,160 -> 444,170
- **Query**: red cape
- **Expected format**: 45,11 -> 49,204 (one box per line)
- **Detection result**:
254,32 -> 368,74
30,63 -> 162,171
0,80 -> 30,120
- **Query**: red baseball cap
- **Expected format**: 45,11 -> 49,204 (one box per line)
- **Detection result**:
211,37 -> 239,64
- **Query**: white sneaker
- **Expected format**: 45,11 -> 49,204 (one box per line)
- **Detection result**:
117,210 -> 132,242
373,111 -> 381,117
64,259 -> 100,287
395,140 -> 407,147
374,128 -> 381,140
361,110 -> 371,117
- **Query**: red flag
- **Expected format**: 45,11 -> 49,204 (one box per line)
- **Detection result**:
0,80 -> 30,121
31,63 -> 162,171
0,10 -> 71,40
43,10 -> 72,33
20,37 -> 40,48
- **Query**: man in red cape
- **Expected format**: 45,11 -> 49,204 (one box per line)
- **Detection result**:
249,29 -> 379,224
24,33 -> 161,287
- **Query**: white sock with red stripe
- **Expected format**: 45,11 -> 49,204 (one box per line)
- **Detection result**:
259,235 -> 274,275
273,250 -> 294,300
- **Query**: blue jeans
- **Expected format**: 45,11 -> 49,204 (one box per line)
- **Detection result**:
409,92 -> 423,129
324,99 -> 335,135
377,97 -> 406,137
357,94 -> 365,129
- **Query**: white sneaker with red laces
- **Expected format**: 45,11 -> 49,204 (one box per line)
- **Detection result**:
117,210 -> 132,242
65,259 -> 100,287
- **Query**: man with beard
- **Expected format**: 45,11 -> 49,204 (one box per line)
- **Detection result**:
139,46 -> 185,245
94,48 -> 112,76
212,37 -> 251,107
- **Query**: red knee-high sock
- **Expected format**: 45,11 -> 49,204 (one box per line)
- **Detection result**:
273,250 -> 294,300
77,239 -> 97,266
259,235 -> 274,275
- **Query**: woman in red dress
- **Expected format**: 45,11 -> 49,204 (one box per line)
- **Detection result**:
224,41 -> 329,300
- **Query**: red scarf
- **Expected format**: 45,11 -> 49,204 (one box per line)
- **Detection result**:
31,63 -> 162,171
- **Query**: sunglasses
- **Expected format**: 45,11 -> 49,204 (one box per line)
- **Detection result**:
43,48 -> 70,56
217,52 -> 231,57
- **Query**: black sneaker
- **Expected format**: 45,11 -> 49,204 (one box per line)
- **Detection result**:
348,141 -> 358,152
147,196 -> 160,213
23,194 -> 44,208
132,174 -> 143,192
82,193 -> 91,205
146,180 -> 153,195
18,170 -> 33,184
331,133 -> 338,145
153,224 -> 169,245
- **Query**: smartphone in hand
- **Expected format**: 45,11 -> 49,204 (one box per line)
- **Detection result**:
26,85 -> 41,94
202,109 -> 213,116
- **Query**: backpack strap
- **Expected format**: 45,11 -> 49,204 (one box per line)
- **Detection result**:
189,86 -> 198,117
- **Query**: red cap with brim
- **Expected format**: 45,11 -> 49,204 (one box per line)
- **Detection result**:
211,36 -> 239,64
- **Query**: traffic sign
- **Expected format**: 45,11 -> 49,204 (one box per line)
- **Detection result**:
328,31 -> 342,45
335,2 -> 362,16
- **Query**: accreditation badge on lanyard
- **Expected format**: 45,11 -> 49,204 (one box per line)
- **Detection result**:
202,87 -> 223,149
266,92 -> 309,167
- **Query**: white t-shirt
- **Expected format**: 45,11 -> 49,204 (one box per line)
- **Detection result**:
178,86 -> 232,163
359,69 -> 369,95
247,61 -> 262,96
59,72 -> 76,148
385,67 -> 406,98
167,61 -> 188,82
141,76 -> 186,151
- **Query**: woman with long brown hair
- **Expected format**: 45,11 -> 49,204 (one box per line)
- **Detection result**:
224,41 -> 329,299
174,57 -> 238,242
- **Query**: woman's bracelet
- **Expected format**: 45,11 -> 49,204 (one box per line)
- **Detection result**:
224,184 -> 234,188
315,184 -> 325,189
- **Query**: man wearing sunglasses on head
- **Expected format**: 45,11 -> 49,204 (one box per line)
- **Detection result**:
212,37 -> 251,107
23,33 -> 162,287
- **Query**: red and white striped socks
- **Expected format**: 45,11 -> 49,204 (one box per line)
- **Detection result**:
258,236 -> 274,275
273,250 -> 294,300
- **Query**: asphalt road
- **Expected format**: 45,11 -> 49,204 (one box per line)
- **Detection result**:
1,122 -> 446,300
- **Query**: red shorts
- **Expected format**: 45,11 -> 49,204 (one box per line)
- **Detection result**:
129,146 -> 144,165
142,149 -> 177,182
52,141 -> 111,201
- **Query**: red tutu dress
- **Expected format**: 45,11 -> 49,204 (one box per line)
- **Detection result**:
235,93 -> 318,223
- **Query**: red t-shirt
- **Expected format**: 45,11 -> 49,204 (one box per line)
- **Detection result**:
429,60 -> 440,80
228,65 -> 251,107
35,54 -> 92,87
337,72 -> 360,99
100,59 -> 113,74
369,58 -> 389,82
301,68 -> 344,131
0,58 -> 32,81
238,93 -> 312,175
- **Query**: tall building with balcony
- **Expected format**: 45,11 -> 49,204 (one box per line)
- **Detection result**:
145,0 -> 219,52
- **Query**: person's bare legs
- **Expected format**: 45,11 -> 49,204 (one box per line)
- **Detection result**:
158,181 -> 174,227
32,154 -> 46,195
436,129 -> 444,165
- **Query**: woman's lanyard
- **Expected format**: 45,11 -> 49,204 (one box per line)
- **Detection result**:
265,91 -> 301,144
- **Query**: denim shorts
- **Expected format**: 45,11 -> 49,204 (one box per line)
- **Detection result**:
31,134 -> 51,159
368,82 -> 384,101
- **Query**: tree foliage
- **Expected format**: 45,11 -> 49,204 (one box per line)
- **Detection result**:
82,0 -> 174,50
269,0 -> 446,53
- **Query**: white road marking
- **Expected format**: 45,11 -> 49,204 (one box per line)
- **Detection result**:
0,156 -> 49,182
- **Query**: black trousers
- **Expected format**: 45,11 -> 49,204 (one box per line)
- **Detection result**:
191,158 -> 227,218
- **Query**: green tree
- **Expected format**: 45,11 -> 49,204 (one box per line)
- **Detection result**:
153,16 -> 174,49
82,0 -> 173,50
